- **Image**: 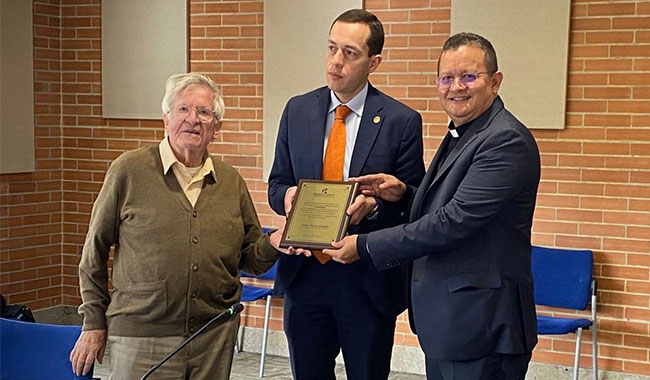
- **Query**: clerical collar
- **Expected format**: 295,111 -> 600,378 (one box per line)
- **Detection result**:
448,120 -> 472,139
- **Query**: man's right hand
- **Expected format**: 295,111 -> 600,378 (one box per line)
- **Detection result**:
349,174 -> 406,202
269,223 -> 312,258
284,186 -> 297,215
70,329 -> 107,376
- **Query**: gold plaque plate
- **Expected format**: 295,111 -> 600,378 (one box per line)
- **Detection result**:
280,180 -> 358,249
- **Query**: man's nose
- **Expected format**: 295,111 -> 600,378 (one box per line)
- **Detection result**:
186,108 -> 200,123
449,76 -> 467,90
331,49 -> 344,66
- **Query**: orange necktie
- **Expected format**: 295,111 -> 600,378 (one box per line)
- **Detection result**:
322,105 -> 351,181
315,105 -> 351,264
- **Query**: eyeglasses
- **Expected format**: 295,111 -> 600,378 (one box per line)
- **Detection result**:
436,72 -> 494,90
172,104 -> 215,123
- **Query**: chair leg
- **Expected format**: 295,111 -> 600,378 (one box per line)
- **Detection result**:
259,295 -> 272,378
235,325 -> 242,353
591,288 -> 598,380
573,327 -> 583,380
592,327 -> 598,380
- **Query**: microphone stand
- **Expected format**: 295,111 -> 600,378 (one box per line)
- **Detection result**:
140,303 -> 244,380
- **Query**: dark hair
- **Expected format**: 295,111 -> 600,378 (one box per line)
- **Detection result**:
438,32 -> 498,73
330,9 -> 384,56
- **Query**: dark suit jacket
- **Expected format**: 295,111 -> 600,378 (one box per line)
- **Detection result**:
268,83 -> 425,317
359,96 -> 540,360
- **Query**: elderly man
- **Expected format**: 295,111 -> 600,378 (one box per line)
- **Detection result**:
325,33 -> 541,380
70,73 -> 284,379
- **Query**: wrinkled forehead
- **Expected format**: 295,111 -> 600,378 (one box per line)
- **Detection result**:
172,84 -> 215,105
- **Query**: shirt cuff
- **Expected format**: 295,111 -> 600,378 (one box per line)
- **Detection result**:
364,198 -> 382,221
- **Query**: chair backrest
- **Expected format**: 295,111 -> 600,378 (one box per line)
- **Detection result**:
531,245 -> 593,310
0,317 -> 93,380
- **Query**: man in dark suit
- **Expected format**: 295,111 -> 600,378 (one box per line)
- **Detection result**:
267,9 -> 425,380
324,33 -> 540,380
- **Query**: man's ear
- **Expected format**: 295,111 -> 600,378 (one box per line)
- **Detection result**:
491,71 -> 504,95
368,55 -> 382,74
163,113 -> 170,135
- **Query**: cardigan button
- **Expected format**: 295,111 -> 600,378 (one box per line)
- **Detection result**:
192,264 -> 199,272
192,211 -> 197,218
191,292 -> 197,298
192,236 -> 198,244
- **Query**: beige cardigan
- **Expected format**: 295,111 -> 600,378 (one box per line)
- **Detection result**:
78,145 -> 278,336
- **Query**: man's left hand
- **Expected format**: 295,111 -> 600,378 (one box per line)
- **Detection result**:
70,329 -> 107,376
323,235 -> 359,264
347,194 -> 377,225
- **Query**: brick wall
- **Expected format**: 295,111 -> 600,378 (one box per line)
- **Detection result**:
0,0 -> 649,375
529,1 -> 650,374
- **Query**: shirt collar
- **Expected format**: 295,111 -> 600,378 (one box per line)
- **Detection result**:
158,137 -> 217,181
328,82 -> 368,116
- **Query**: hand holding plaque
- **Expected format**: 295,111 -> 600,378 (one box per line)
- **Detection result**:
280,180 -> 358,250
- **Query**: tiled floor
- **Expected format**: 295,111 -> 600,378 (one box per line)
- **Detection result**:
92,348 -> 426,379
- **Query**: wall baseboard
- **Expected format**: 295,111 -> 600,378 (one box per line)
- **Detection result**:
32,305 -> 81,325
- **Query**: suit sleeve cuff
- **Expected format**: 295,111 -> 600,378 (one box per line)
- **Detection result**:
404,185 -> 416,206
356,234 -> 375,267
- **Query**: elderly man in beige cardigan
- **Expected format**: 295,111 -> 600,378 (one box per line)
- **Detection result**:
70,73 -> 286,379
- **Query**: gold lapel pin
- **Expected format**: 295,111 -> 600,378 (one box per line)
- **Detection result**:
373,116 -> 381,124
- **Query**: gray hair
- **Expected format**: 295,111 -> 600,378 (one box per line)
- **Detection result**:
161,73 -> 225,121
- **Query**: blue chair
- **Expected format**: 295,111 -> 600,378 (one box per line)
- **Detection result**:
239,261 -> 278,378
531,245 -> 598,380
0,317 -> 94,380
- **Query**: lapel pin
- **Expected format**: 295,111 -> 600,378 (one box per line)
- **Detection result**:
373,116 -> 381,124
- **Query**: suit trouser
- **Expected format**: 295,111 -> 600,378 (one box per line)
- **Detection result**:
425,352 -> 532,380
108,316 -> 239,380
283,257 -> 396,380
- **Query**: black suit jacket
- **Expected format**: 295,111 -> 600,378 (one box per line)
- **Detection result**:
268,83 -> 425,317
359,96 -> 540,359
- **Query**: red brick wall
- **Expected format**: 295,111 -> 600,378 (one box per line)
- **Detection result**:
529,2 -> 650,374
0,0 -> 649,375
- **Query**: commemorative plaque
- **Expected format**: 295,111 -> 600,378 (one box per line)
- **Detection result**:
280,180 -> 358,249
